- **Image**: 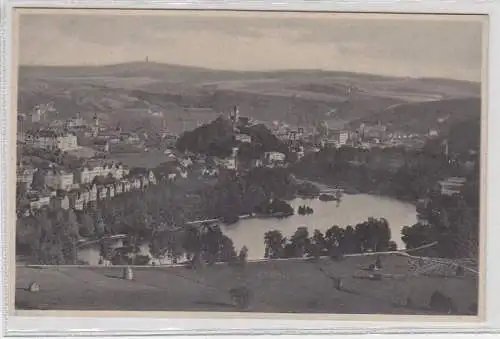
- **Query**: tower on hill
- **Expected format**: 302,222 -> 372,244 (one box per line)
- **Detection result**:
92,113 -> 100,137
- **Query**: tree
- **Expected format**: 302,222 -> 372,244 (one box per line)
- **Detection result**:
264,230 -> 286,259
238,246 -> 248,264
79,213 -> 95,238
325,225 -> 343,250
37,212 -> 65,265
183,225 -> 202,260
289,227 -> 310,258
65,210 -> 80,264
149,229 -> 184,264
229,286 -> 252,310
340,225 -> 359,254
219,235 -> 237,263
388,241 -> 398,251
16,216 -> 42,262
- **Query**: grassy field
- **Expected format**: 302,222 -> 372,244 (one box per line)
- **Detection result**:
15,255 -> 478,315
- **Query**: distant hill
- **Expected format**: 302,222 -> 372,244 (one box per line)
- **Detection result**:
348,98 -> 482,134
17,62 -> 482,134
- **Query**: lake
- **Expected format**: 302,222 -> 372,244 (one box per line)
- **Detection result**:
78,194 -> 417,264
221,194 -> 417,260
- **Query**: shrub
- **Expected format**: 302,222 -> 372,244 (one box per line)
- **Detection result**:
229,286 -> 252,310
429,291 -> 457,314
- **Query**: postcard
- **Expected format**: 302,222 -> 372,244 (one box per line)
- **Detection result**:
10,8 -> 487,319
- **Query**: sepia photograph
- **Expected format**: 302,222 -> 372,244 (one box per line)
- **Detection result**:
12,8 -> 486,317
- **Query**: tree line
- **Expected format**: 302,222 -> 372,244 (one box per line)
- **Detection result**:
264,217 -> 397,259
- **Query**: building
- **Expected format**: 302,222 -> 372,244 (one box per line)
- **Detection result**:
120,132 -> 140,144
17,165 -> 36,190
51,193 -> 70,210
287,128 -> 304,141
114,181 -> 123,195
68,188 -> 90,211
235,134 -> 252,143
93,139 -> 110,153
201,167 -> 219,177
263,152 -> 286,167
130,177 -> 142,190
438,177 -> 466,196
128,168 -> 157,189
121,179 -> 132,193
65,115 -> 86,129
25,129 -> 78,151
106,184 -> 116,199
42,168 -> 74,191
428,129 -> 439,137
362,123 -> 388,141
97,185 -> 108,200
75,161 -> 128,184
329,130 -> 349,146
27,191 -> 52,210
219,158 -> 237,170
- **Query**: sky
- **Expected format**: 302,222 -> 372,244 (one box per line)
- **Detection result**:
18,10 -> 486,81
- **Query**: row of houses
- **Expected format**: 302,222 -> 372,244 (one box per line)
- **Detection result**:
17,160 -> 131,192
18,168 -> 166,215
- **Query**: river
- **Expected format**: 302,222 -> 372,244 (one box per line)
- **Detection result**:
78,194 -> 417,264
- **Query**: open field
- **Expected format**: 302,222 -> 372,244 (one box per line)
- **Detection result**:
15,255 -> 478,314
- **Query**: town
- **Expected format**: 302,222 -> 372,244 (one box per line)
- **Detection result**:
17,103 -> 470,217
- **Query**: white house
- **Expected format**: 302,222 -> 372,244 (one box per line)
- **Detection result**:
438,177 -> 466,196
75,162 -> 127,184
263,152 -> 286,167
235,134 -> 252,143
25,130 -> 78,151
28,192 -> 51,210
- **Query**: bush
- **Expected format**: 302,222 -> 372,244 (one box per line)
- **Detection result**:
429,291 -> 457,314
229,286 -> 252,310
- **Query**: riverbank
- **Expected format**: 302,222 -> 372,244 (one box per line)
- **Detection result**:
15,254 -> 478,315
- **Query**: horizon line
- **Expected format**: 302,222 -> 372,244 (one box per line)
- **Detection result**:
18,61 -> 481,84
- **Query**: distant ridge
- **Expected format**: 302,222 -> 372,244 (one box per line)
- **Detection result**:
19,61 -> 481,85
